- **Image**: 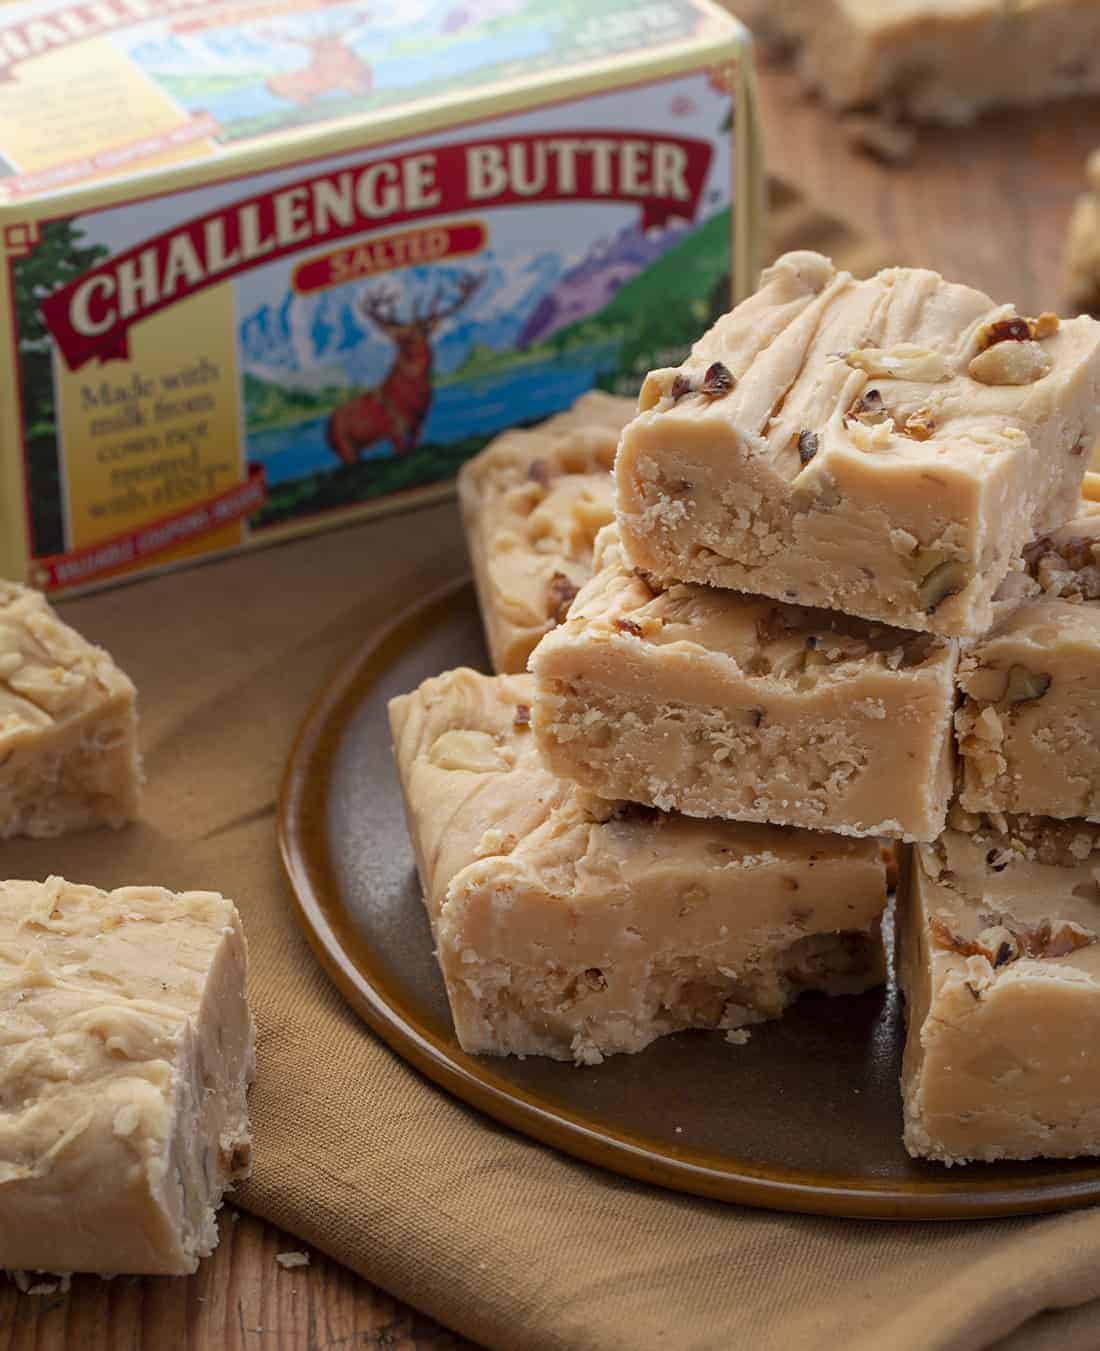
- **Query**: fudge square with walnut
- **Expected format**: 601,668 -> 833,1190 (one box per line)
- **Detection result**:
389,668 -> 888,1065
0,581 -> 142,838
530,526 -> 958,842
898,814 -> 1100,1165
458,391 -> 634,674
615,251 -> 1100,638
0,877 -> 254,1274
956,493 -> 1100,822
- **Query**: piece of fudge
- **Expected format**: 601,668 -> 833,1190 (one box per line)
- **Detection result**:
530,526 -> 958,842
956,496 -> 1100,821
615,251 -> 1100,639
458,391 -> 635,673
1065,150 -> 1100,317
388,667 -> 887,1064
898,813 -> 1100,1164
0,582 -> 142,837
0,877 -> 254,1274
756,0 -> 1100,124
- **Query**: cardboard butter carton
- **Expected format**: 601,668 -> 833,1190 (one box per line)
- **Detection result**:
0,0 -> 762,594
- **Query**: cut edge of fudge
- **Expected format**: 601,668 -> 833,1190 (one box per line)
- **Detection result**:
530,524 -> 958,842
0,877 -> 255,1275
457,391 -> 634,674
898,815 -> 1100,1165
389,667 -> 887,1065
615,250 -> 1100,638
957,497 -> 1100,820
0,582 -> 143,839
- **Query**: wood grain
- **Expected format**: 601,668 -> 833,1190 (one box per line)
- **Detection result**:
0,1210 -> 471,1351
755,64 -> 1096,314
3,60 -> 1097,1351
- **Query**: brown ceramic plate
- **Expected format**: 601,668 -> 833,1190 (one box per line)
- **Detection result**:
278,578 -> 1100,1220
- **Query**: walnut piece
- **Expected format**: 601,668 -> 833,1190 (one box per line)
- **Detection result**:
969,340 -> 1052,386
700,362 -> 735,398
1003,666 -> 1051,704
977,313 -> 1060,351
964,665 -> 1009,702
613,614 -> 662,639
1021,533 -> 1100,601
665,364 -> 735,403
930,914 -> 1094,966
429,730 -> 512,773
977,317 -> 1032,349
917,559 -> 969,612
548,571 -> 579,623
845,344 -> 950,382
900,407 -> 936,441
848,387 -> 890,425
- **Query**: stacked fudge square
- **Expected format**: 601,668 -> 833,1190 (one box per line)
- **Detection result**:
393,251 -> 1100,1165
394,386 -> 889,1066
904,481 -> 1100,1165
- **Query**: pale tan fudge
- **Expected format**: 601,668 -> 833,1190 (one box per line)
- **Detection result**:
0,582 -> 142,837
530,526 -> 958,842
1065,150 -> 1100,317
956,496 -> 1100,821
762,0 -> 1100,124
389,667 -> 887,1064
0,877 -> 254,1274
616,252 -> 1100,639
458,391 -> 635,673
898,814 -> 1100,1164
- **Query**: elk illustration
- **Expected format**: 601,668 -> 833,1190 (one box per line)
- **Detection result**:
327,273 -> 485,466
263,29 -> 374,105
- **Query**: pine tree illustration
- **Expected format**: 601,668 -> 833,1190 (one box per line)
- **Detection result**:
12,220 -> 109,556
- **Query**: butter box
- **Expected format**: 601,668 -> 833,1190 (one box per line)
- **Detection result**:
0,0 -> 762,594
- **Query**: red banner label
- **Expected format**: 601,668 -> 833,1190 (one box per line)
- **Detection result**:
292,220 -> 487,294
40,130 -> 713,369
34,464 -> 267,590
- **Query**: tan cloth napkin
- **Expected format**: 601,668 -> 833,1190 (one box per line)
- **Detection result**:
5,187 -> 1099,1351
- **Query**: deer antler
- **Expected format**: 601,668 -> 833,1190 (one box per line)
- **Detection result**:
423,273 -> 485,327
359,285 -> 405,332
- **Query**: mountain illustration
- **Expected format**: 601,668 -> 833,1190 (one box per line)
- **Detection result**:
238,251 -> 564,389
517,219 -> 690,348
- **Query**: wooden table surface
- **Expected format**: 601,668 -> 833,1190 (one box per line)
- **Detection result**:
3,60 -> 1099,1351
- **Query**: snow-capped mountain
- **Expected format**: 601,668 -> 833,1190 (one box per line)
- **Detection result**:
238,251 -> 564,389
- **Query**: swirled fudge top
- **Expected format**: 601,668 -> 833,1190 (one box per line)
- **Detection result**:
0,582 -> 135,747
639,250 -> 1094,481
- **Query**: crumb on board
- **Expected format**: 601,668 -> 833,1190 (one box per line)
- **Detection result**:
8,1271 -> 72,1296
275,1251 -> 311,1270
725,1028 -> 752,1046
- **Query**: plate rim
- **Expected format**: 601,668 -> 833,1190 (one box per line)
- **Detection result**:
278,577 -> 1100,1221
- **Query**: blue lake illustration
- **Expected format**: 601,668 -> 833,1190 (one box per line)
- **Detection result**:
247,354 -> 615,486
